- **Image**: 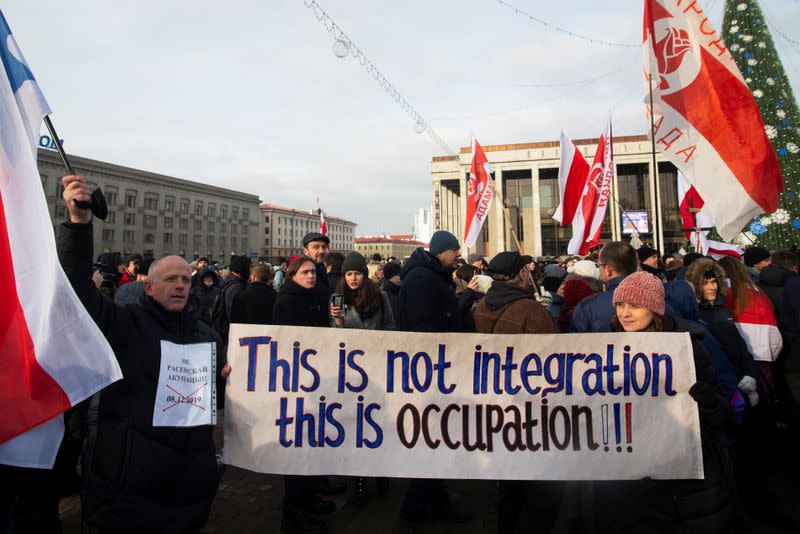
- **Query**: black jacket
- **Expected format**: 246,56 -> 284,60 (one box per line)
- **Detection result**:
57,222 -> 221,533
381,279 -> 402,325
189,268 -> 220,324
327,267 -> 343,294
397,247 -> 474,332
273,279 -> 329,327
758,264 -> 796,322
230,281 -> 276,325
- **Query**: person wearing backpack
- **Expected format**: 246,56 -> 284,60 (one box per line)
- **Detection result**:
209,255 -> 250,409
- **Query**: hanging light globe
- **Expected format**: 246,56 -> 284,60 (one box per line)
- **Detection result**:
332,38 -> 350,59
413,119 -> 426,134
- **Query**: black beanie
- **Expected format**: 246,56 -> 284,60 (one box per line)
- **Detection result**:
429,230 -> 460,255
383,261 -> 401,280
230,255 -> 252,277
743,246 -> 770,267
341,252 -> 368,276
636,245 -> 659,263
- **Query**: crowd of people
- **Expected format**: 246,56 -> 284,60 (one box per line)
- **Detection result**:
2,173 -> 799,534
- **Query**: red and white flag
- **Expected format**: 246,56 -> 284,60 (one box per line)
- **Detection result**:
463,136 -> 494,247
677,172 -> 743,259
0,11 -> 121,468
643,0 -> 782,241
554,131 -> 589,226
319,210 -> 327,237
567,118 -> 613,256
727,290 -> 783,362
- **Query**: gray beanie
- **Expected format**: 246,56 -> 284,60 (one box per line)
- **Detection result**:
341,252 -> 368,276
429,230 -> 460,255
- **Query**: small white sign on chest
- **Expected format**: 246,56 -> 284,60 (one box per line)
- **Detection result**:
153,340 -> 216,427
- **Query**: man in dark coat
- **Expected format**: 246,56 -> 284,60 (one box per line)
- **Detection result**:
302,232 -> 332,300
230,263 -> 276,325
398,230 -> 476,333
114,257 -> 154,305
190,267 -> 220,325
380,261 -> 402,323
397,231 -> 474,525
57,174 -> 229,532
570,241 -> 638,332
325,251 -> 344,291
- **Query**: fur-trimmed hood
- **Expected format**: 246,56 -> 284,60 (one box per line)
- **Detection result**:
685,257 -> 728,300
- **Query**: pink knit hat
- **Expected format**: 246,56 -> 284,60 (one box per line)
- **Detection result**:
612,271 -> 665,316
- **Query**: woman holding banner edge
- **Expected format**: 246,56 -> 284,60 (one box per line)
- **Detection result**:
594,271 -> 735,533
329,252 -> 395,507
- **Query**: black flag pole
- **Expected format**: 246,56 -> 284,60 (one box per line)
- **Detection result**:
43,115 -> 107,220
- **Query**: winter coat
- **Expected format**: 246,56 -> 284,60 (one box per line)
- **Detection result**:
272,267 -> 286,291
398,247 -> 469,332
221,273 -> 247,320
314,260 -> 333,300
381,279 -> 402,324
758,264 -> 797,322
230,281 -> 276,325
189,268 -> 221,324
327,267 -> 343,294
474,282 -> 558,334
57,222 -> 221,533
273,279 -> 329,327
780,276 -> 800,353
114,280 -> 145,306
337,292 -> 396,330
595,315 -> 734,534
569,275 -> 626,332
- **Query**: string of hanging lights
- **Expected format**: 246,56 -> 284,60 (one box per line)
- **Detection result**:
302,0 -> 457,156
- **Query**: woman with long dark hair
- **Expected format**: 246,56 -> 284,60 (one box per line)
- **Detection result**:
329,252 -> 394,507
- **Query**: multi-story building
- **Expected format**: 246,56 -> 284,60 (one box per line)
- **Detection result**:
259,204 -> 357,261
432,134 -> 685,257
38,148 -> 261,262
413,207 -> 432,244
354,235 -> 427,261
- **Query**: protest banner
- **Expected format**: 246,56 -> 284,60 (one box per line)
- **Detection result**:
224,325 -> 703,480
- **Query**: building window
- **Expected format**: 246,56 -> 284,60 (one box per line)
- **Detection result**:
179,218 -> 187,229
102,228 -> 115,241
55,204 -> 66,219
180,199 -> 189,213
164,217 -> 173,228
106,211 -> 116,224
220,222 -> 226,233
264,238 -> 269,246
242,239 -> 248,250
105,188 -> 117,206
144,215 -> 156,228
242,209 -> 249,221
207,204 -> 216,217
144,233 -> 154,244
221,205 -> 228,218
144,195 -> 158,210
220,236 -> 226,248
264,215 -> 269,223
231,237 -> 237,248
264,227 -> 269,235
194,235 -> 202,248
179,233 -> 187,245
195,202 -> 203,216
207,220 -> 215,232
241,222 -> 247,234
232,207 -> 239,221
194,219 -> 202,231
207,235 -> 215,247
164,232 -> 173,245
124,230 -> 136,243
165,197 -> 175,212
125,212 -> 136,225
125,190 -> 137,208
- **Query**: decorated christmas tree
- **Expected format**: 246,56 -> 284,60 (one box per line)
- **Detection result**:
722,0 -> 800,249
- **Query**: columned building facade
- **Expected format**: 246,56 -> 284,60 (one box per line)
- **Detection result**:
431,135 -> 683,257
38,149 -> 261,262
259,204 -> 357,261
354,235 -> 427,261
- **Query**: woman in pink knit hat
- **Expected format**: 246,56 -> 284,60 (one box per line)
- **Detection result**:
594,271 -> 736,533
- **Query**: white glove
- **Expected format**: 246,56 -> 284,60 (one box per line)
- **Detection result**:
738,375 -> 759,406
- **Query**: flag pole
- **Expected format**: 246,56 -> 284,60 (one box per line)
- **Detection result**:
44,116 -> 107,219
648,74 -> 663,252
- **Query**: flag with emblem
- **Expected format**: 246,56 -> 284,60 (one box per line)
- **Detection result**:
0,9 -> 121,468
677,171 -> 743,259
643,0 -> 782,241
463,136 -> 494,247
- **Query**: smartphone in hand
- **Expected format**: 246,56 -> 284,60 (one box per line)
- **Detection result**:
330,293 -> 345,318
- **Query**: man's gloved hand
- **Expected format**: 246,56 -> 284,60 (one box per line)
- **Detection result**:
737,375 -> 759,406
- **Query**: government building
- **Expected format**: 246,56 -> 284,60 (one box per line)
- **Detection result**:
259,204 -> 357,261
38,148 -> 261,262
354,235 -> 427,261
431,135 -> 684,258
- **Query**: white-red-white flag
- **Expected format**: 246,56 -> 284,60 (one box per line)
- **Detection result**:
463,136 -> 494,247
643,0 -> 782,241
0,10 -> 121,468
319,210 -> 327,237
567,118 -> 613,256
677,172 -> 743,259
554,131 -> 589,226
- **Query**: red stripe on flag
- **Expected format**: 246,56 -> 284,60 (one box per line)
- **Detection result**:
561,145 -> 590,227
662,47 -> 783,212
0,190 -> 70,444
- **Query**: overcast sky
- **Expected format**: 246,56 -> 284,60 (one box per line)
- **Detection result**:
4,0 -> 800,235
